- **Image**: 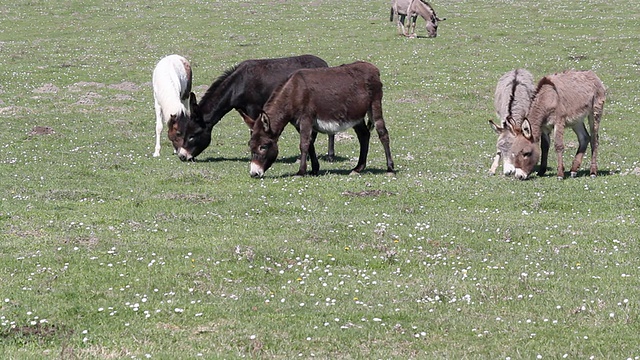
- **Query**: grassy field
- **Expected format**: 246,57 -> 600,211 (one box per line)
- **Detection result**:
1,0 -> 639,358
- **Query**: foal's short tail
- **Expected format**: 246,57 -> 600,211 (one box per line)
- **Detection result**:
390,7 -> 394,22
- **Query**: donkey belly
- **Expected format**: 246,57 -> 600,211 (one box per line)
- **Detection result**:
314,118 -> 363,134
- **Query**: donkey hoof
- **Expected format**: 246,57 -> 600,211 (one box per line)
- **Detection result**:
557,176 -> 564,181
590,174 -> 597,178
570,172 -> 577,178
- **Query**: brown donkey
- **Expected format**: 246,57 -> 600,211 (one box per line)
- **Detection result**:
507,70 -> 605,180
241,61 -> 394,177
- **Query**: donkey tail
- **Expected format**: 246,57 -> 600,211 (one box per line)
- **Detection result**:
390,7 -> 395,22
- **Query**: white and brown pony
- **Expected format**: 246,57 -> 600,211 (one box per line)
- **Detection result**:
488,69 -> 536,175
152,54 -> 192,157
390,0 -> 445,38
506,70 -> 606,180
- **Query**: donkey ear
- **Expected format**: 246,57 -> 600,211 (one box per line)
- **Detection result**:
238,109 -> 255,128
260,113 -> 271,133
189,92 -> 198,111
504,116 -> 518,134
489,120 -> 502,134
521,119 -> 533,140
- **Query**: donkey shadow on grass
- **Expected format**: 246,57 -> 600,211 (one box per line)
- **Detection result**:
534,167 -> 615,179
196,154 -> 350,164
273,155 -> 395,177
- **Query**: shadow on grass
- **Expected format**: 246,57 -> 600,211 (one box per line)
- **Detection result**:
535,167 -> 616,179
264,167 -> 396,179
196,156 -> 247,163
195,154 -> 350,164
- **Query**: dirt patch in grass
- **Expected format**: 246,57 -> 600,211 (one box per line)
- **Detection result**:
342,190 -> 396,197
29,126 -> 55,135
67,82 -> 106,92
1,323 -> 72,344
32,83 -> 59,93
159,193 -> 218,204
108,81 -> 140,91
75,91 -> 102,105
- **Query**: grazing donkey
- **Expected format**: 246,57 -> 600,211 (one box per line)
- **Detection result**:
390,0 -> 445,38
488,69 -> 536,175
152,54 -> 192,157
506,70 -> 605,180
174,55 -> 333,161
241,61 -> 395,178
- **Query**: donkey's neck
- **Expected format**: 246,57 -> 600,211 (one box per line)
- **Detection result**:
198,88 -> 234,126
527,86 -> 556,142
198,69 -> 242,126
415,0 -> 434,18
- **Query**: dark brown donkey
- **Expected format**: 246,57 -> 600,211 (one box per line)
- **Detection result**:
507,70 -> 605,180
240,61 -> 395,177
172,55 -> 334,161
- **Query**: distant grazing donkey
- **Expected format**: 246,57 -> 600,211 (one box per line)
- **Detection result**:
241,61 -> 395,178
152,54 -> 192,157
506,70 -> 605,180
488,69 -> 535,175
390,0 -> 445,38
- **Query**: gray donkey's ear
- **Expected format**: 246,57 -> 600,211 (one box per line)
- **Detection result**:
489,120 -> 503,134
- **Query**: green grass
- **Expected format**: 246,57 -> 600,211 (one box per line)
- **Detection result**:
1,0 -> 640,358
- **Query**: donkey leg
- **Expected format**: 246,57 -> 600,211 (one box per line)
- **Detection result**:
410,15 -> 418,36
153,100 -> 163,157
296,122 -> 311,176
397,14 -> 407,35
537,132 -> 550,177
489,152 -> 500,175
326,134 -> 335,162
570,121 -> 590,177
371,106 -> 395,174
589,101 -> 604,177
351,122 -> 371,174
553,125 -> 566,179
308,131 -> 320,176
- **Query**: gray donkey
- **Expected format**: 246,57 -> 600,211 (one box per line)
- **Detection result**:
390,0 -> 445,38
488,69 -> 536,175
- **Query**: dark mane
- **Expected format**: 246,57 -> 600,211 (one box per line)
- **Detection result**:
418,0 -> 436,18
529,76 -> 556,104
536,76 -> 555,92
506,69 -> 520,119
199,64 -> 239,105
418,0 -> 433,9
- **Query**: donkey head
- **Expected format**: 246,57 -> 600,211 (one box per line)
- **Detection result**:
506,118 -> 540,180
426,14 -> 441,37
489,119 -> 516,175
240,111 -> 279,178
174,93 -> 211,161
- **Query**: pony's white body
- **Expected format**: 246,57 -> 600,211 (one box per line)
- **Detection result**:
152,54 -> 192,157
